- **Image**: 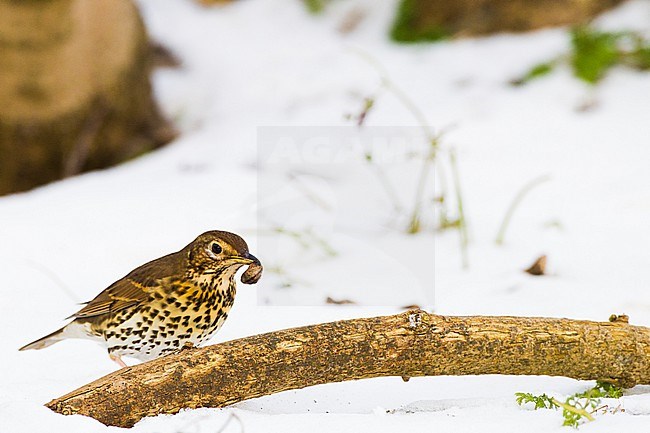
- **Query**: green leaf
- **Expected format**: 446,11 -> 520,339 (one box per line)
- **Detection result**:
627,46 -> 650,70
511,62 -> 555,86
514,392 -> 559,410
595,381 -> 624,399
570,26 -> 621,84
303,0 -> 326,15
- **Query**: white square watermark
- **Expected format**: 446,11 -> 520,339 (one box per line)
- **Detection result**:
256,126 -> 436,308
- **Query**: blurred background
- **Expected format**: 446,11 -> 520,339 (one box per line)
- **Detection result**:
2,1 -> 650,431
1,0 -> 649,312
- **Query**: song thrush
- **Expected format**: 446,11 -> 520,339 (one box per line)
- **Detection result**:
20,231 -> 262,367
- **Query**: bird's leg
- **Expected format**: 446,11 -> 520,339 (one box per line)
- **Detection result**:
109,353 -> 127,368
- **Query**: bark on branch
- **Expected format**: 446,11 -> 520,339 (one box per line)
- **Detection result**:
47,311 -> 650,427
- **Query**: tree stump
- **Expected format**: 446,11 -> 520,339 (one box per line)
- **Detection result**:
391,0 -> 626,42
0,0 -> 174,195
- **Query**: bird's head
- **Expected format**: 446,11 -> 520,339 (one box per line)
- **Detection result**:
185,231 -> 262,283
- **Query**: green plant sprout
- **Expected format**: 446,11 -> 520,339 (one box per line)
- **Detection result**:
495,175 -> 550,245
264,264 -> 311,290
515,381 -> 625,428
302,0 -> 329,15
351,97 -> 407,214
513,26 -> 650,86
449,149 -> 468,268
390,0 -> 449,43
260,226 -> 338,258
350,49 -> 469,268
515,392 -> 560,410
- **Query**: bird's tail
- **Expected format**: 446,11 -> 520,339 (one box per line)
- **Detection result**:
19,326 -> 67,351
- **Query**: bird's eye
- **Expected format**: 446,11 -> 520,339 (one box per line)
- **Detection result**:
210,243 -> 222,255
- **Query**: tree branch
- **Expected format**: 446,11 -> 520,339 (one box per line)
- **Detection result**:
47,311 -> 650,427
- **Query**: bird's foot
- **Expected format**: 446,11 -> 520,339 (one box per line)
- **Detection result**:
109,353 -> 127,368
181,341 -> 195,351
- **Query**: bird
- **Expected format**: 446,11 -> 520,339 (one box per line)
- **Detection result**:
19,230 -> 262,368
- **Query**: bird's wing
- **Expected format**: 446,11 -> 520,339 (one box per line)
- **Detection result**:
70,252 -> 184,319
69,277 -> 154,319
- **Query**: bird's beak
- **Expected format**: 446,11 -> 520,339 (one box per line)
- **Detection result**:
230,252 -> 260,265
243,252 -> 260,265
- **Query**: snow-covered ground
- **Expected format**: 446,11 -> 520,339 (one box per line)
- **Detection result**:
2,0 -> 650,431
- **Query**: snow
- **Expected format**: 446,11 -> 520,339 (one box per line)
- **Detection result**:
2,0 -> 650,431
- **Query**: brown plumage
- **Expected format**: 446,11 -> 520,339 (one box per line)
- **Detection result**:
20,231 -> 262,367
